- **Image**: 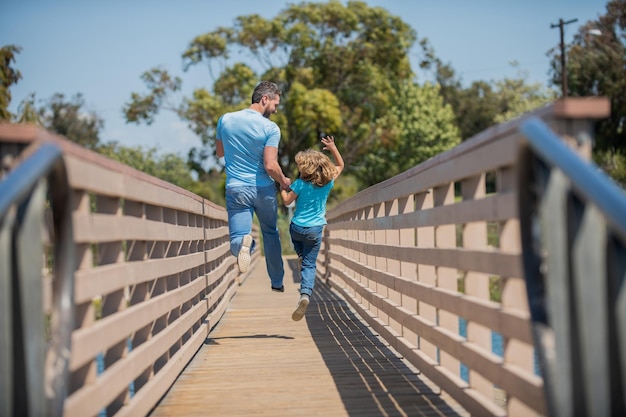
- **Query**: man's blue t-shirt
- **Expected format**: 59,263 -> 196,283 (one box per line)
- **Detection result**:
216,109 -> 280,188
290,178 -> 334,227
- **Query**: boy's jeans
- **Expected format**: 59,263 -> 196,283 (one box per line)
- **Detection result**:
289,223 -> 323,296
226,184 -> 284,288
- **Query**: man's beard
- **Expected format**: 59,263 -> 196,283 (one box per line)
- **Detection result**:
262,109 -> 271,118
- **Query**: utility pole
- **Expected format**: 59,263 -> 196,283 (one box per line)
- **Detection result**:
551,18 -> 578,98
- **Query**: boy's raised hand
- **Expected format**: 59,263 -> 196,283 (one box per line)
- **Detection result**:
321,135 -> 336,150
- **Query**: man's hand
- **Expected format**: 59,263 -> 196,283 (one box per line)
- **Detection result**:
281,177 -> 292,191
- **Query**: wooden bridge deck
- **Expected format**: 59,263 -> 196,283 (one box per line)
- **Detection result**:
148,256 -> 470,417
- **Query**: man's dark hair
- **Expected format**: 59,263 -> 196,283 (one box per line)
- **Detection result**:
251,81 -> 281,104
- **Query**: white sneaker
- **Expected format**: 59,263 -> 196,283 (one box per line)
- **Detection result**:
291,294 -> 310,321
237,235 -> 252,273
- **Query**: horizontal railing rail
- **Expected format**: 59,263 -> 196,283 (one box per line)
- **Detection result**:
518,117 -> 626,417
319,97 -> 610,417
0,124 -> 259,417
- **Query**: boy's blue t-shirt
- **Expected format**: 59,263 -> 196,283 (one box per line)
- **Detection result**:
290,178 -> 334,227
216,109 -> 281,188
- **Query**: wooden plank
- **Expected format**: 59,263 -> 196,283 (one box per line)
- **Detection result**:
148,256 -> 470,417
329,191 -> 518,232
329,237 -> 523,277
70,277 -> 211,371
72,213 -> 220,243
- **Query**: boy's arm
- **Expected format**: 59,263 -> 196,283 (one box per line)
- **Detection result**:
321,136 -> 344,178
280,189 -> 297,206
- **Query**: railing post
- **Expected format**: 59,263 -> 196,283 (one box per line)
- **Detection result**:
415,190 -> 437,361
461,173 -> 493,400
497,164 -> 538,415
397,195 -> 417,342
433,183 -> 459,379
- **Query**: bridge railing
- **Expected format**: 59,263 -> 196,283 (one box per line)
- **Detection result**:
518,118 -> 626,417
1,141 -> 74,417
0,125 -> 259,417
1,96 -> 619,417
319,98 -> 612,417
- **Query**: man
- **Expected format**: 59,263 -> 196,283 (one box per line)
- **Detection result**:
216,81 -> 291,292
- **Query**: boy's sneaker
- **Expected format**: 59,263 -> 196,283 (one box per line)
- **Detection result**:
237,234 -> 253,273
271,285 -> 284,293
291,294 -> 310,321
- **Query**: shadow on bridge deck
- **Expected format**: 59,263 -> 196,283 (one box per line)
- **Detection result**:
148,256 -> 469,417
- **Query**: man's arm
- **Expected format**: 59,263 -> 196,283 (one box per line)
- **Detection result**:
263,146 -> 291,190
216,139 -> 224,158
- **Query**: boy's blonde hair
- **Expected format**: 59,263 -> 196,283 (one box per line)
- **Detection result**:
295,149 -> 337,187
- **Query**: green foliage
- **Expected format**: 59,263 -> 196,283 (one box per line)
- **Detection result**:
593,149 -> 626,188
124,68 -> 182,125
16,93 -> 42,125
0,44 -> 22,121
98,142 -> 188,183
277,212 -> 296,255
39,93 -> 103,150
357,81 -> 461,185
493,69 -> 557,123
434,57 -> 501,141
282,82 -> 342,177
551,0 -> 626,156
93,297 -> 103,320
436,63 -> 557,140
125,0 -> 429,183
187,171 -> 226,206
457,274 -> 503,303
489,276 -> 502,302
97,141 -> 227,203
454,81 -> 500,140
327,173 -> 359,208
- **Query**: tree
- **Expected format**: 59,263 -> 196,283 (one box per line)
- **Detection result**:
550,0 -> 626,153
549,0 -> 626,187
432,58 -> 500,141
39,93 -> 103,150
357,81 -> 460,185
97,142 -> 225,203
15,93 -> 43,125
98,142 -> 188,183
124,1 -> 431,183
0,45 -> 22,121
493,68 -> 557,123
434,58 -> 556,140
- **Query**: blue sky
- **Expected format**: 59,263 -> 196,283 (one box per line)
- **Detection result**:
2,0 -> 608,158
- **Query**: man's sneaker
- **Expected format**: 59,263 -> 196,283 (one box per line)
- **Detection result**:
271,285 -> 285,293
291,294 -> 310,321
237,234 -> 253,273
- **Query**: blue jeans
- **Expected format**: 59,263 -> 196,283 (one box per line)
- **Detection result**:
289,223 -> 323,296
226,185 -> 284,288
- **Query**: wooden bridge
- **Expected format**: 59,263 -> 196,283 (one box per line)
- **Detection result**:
1,97 -> 625,417
149,255 -> 469,417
